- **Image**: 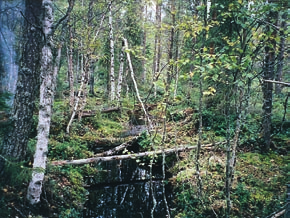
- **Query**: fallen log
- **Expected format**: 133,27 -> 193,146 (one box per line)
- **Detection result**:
51,141 -> 226,166
74,107 -> 120,119
94,136 -> 138,157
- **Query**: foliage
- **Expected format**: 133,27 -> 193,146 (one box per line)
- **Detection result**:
0,92 -> 11,111
173,151 -> 287,217
137,131 -> 151,150
0,0 -> 288,216
45,166 -> 89,218
48,139 -> 93,160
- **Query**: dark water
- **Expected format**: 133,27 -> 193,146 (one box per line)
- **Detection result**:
83,159 -> 174,218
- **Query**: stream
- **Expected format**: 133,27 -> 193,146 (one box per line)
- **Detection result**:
83,158 -> 174,218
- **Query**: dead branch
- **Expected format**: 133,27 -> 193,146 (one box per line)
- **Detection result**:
265,204 -> 286,218
271,210 -> 285,218
50,141 -> 226,166
94,136 -> 138,157
263,80 -> 290,87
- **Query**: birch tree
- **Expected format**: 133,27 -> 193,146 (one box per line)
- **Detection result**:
116,42 -> 124,105
68,13 -> 74,109
0,0 -> 43,176
27,0 -> 74,204
108,0 -> 115,101
153,0 -> 162,97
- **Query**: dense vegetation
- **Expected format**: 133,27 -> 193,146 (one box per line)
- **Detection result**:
0,0 -> 289,217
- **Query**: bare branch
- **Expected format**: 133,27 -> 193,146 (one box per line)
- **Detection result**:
263,80 -> 290,87
53,0 -> 75,34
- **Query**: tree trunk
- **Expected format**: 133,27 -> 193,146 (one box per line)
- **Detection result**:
27,0 -> 74,204
67,55 -> 89,133
166,0 -> 175,92
275,10 -> 287,94
123,37 -> 153,130
68,14 -> 74,109
0,0 -> 43,175
27,0 -> 55,204
142,3 -> 147,82
225,85 -> 231,217
109,0 -> 115,101
153,0 -> 162,97
116,43 -> 124,105
262,4 -> 278,152
78,55 -> 91,121
89,67 -> 95,96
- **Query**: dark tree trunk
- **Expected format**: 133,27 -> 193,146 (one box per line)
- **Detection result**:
89,69 -> 95,96
275,10 -> 287,94
0,0 -> 43,175
262,5 -> 278,152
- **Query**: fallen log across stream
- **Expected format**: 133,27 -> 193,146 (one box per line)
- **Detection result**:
51,141 -> 226,166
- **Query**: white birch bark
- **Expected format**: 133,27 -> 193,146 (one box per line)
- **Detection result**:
109,0 -> 115,101
66,63 -> 88,133
68,14 -> 74,109
77,55 -> 90,121
123,38 -> 153,130
116,45 -> 124,105
27,0 -> 54,204
27,0 -> 74,204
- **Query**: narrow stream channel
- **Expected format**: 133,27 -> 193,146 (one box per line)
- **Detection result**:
83,158 -> 174,218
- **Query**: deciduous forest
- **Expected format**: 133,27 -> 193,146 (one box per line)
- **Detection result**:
0,0 -> 289,217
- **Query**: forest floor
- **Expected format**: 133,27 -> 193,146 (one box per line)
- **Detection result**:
0,99 -> 288,217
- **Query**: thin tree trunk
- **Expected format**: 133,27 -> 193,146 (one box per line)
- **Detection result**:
116,43 -> 124,105
154,0 -> 162,97
108,0 -> 115,101
67,58 -> 88,133
68,14 -> 74,109
225,85 -> 231,217
275,11 -> 287,94
142,3 -> 147,82
229,88 -> 243,185
173,19 -> 180,99
166,0 -> 175,92
78,55 -> 90,121
123,38 -> 153,130
262,4 -> 278,152
89,65 -> 95,96
196,71 -> 203,197
125,66 -> 129,98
